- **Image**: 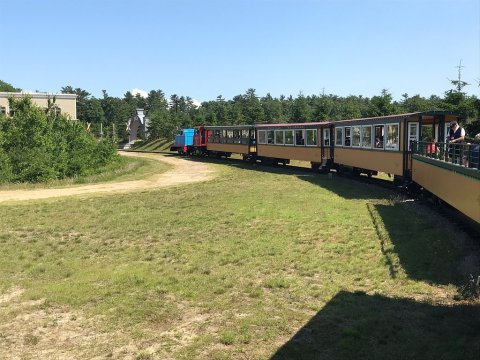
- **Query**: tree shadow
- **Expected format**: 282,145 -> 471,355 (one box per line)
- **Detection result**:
271,290 -> 480,360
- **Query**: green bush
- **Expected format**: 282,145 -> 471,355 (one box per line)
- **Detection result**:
0,97 -> 118,183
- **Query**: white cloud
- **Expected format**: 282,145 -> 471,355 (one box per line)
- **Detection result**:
191,99 -> 202,108
131,88 -> 148,98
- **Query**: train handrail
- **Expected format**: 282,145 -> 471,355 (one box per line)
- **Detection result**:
412,141 -> 480,169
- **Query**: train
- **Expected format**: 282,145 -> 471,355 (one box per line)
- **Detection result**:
170,111 -> 480,225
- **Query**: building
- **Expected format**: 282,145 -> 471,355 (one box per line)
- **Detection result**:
126,109 -> 149,145
0,92 -> 77,119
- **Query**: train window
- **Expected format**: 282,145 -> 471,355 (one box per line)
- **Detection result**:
362,126 -> 372,148
258,130 -> 266,144
306,129 -> 317,146
285,130 -> 294,145
335,127 -> 343,146
374,125 -> 384,149
233,129 -> 241,144
352,126 -> 361,147
267,130 -> 275,144
408,123 -> 419,151
227,130 -> 233,144
214,129 -> 221,143
275,130 -> 285,145
344,127 -> 351,146
386,124 -> 399,150
323,128 -> 330,146
241,130 -> 249,145
295,130 -> 305,145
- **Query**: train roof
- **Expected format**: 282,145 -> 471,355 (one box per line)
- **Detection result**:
204,125 -> 254,130
255,121 -> 331,129
332,111 -> 458,125
199,112 -> 458,130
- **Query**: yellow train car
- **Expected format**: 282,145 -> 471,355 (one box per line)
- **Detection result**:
206,125 -> 256,158
332,112 -> 460,179
255,122 -> 332,168
412,157 -> 480,223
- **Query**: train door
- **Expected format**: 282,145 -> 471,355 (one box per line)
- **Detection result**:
408,122 -> 419,151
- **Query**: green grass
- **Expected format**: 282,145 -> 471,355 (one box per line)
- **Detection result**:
0,161 -> 478,359
131,138 -> 173,152
0,154 -> 171,190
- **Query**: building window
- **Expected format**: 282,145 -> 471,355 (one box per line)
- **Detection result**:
285,130 -> 294,145
323,128 -> 330,146
361,126 -> 372,148
374,125 -> 384,149
386,124 -> 399,150
351,126 -> 361,147
0,106 -> 6,116
275,130 -> 284,145
344,127 -> 351,146
295,129 -> 305,145
306,129 -> 317,146
335,127 -> 343,146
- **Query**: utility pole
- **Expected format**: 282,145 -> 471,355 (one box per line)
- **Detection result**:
450,59 -> 469,93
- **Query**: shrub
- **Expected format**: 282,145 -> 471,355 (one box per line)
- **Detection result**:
0,97 -> 117,183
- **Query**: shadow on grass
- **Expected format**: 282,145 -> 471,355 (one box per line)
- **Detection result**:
370,203 -> 463,285
181,155 -> 390,200
271,290 -> 480,360
174,154 -> 471,287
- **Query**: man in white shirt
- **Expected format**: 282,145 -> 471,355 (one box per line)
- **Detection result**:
448,121 -> 465,143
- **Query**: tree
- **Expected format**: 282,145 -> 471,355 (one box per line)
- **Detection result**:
261,93 -> 282,123
292,92 -> 312,122
0,80 -> 21,92
312,94 -> 336,120
367,89 -> 397,117
61,86 -> 91,120
0,97 -> 117,183
242,88 -> 264,124
399,94 -> 430,113
101,90 -> 131,142
146,90 -> 168,113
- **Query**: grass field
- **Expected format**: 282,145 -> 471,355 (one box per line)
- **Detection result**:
0,157 -> 478,359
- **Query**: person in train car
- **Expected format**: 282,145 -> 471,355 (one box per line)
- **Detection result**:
426,137 -> 438,157
448,121 -> 465,143
447,121 -> 466,164
469,133 -> 480,169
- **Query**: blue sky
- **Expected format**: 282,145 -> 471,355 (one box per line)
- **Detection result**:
1,0 -> 478,102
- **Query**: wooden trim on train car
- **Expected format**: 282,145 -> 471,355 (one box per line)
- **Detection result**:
412,155 -> 480,180
334,147 -> 404,176
412,158 -> 480,223
256,144 -> 322,163
207,143 -> 251,155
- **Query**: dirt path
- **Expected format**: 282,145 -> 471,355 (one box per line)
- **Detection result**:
0,152 -> 215,203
